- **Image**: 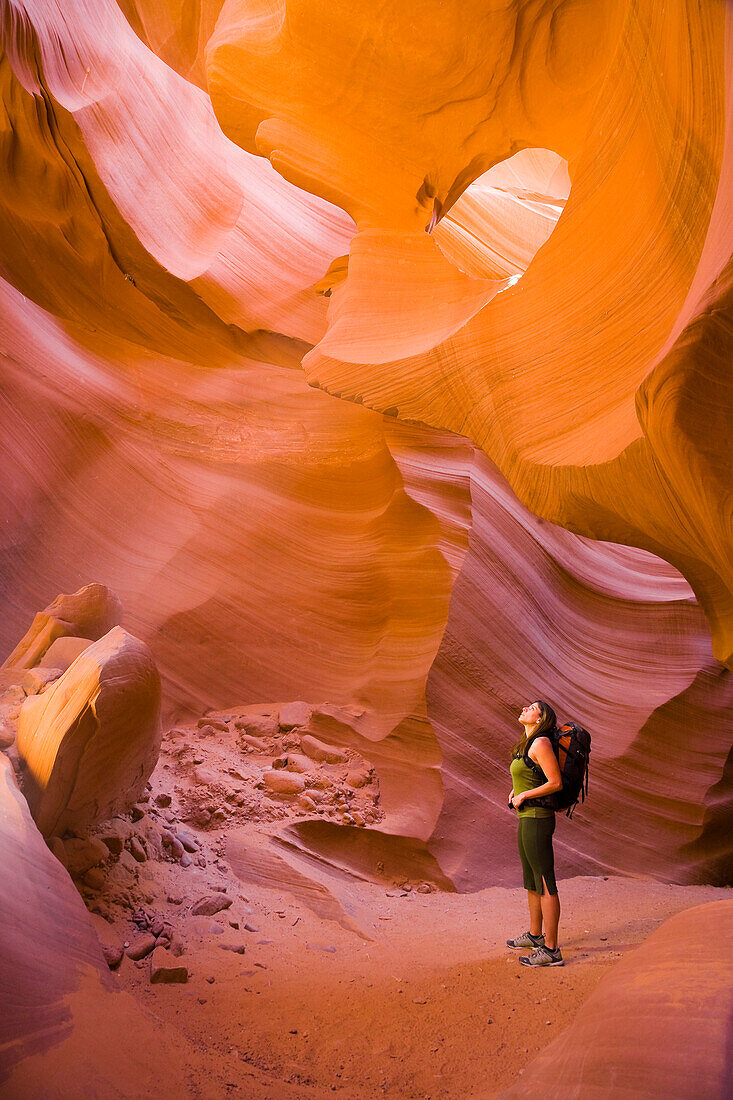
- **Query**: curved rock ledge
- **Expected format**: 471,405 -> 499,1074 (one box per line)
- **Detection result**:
501,899 -> 733,1098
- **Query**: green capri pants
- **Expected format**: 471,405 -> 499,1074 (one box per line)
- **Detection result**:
517,814 -> 558,896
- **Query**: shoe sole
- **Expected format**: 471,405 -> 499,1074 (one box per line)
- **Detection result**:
519,957 -> 564,967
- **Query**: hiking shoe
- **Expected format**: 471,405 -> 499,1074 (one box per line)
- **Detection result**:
519,946 -> 564,967
506,931 -> 545,950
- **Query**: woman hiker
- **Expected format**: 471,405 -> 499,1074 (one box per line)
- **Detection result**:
506,700 -> 564,967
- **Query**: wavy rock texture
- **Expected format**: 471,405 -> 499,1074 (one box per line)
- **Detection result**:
425,450 -> 732,890
501,899 -> 733,1099
290,2 -> 733,668
0,0 -> 732,901
16,626 -> 161,837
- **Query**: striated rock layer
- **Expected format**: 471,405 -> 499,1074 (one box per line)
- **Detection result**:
501,900 -> 733,1099
425,449 -> 733,889
0,0 -> 731,902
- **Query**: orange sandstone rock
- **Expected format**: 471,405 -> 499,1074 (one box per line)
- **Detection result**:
2,585 -> 121,672
16,626 -> 161,838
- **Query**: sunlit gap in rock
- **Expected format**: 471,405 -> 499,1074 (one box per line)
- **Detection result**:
433,148 -> 570,290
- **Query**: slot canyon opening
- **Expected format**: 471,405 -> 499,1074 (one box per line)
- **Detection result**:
433,148 -> 570,286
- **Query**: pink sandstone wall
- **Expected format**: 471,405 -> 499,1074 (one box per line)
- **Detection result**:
1,0 -> 732,893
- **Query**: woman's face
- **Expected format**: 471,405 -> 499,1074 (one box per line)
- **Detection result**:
519,701 -> 542,727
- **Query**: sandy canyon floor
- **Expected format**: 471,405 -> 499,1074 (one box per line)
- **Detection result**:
103,875 -> 725,1099
4,695 -> 728,1098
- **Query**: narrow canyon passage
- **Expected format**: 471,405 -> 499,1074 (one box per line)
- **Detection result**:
1,1 -> 733,1096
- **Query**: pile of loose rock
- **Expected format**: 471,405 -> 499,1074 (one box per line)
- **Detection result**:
163,700 -> 385,833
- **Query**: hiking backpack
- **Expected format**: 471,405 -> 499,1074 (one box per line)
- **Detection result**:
523,722 -> 591,818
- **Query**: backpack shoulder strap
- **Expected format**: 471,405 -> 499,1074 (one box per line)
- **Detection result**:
523,732 -> 546,775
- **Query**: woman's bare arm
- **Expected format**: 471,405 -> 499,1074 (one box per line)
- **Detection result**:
511,737 -> 562,808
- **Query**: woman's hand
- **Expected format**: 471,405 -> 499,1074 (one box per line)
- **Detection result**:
511,792 -> 526,810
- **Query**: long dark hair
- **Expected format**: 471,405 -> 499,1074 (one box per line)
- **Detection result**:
512,700 -> 557,760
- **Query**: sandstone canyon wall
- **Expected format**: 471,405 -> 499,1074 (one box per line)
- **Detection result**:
1,0 -> 732,901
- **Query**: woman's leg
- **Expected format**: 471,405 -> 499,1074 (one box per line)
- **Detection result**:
540,883 -> 560,949
524,816 -> 560,946
527,889 -> 543,937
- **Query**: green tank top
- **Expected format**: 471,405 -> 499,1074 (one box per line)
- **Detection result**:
510,755 -> 555,818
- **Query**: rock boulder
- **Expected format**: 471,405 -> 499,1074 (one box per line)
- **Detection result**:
2,584 -> 122,671
16,627 -> 161,838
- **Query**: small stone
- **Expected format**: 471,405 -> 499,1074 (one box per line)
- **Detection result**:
345,768 -> 370,789
167,893 -> 184,905
263,769 -> 306,795
103,944 -> 124,969
190,894 -> 233,917
236,712 -> 279,740
118,849 -> 139,876
206,976 -> 215,984
83,867 -> 106,891
219,944 -> 245,954
300,734 -> 347,764
127,934 -> 157,960
243,923 -> 259,933
279,753 -> 314,774
238,733 -> 268,753
169,837 -> 185,860
176,828 -> 199,853
47,835 -> 67,867
417,883 -> 432,894
155,793 -> 172,808
0,723 -> 15,750
21,667 -> 63,695
100,834 -> 124,857
150,947 -> 188,984
180,852 -> 193,869
62,837 -> 110,878
130,806 -> 145,822
128,836 -> 148,863
278,702 -> 312,730
198,717 -> 229,732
